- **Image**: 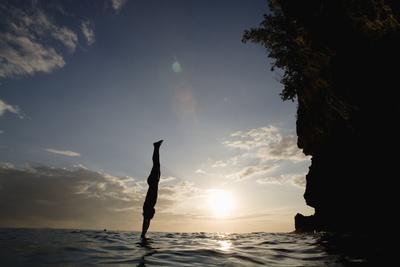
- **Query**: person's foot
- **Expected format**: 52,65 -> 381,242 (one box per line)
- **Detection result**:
154,140 -> 163,147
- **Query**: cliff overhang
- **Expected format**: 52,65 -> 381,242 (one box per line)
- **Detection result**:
274,0 -> 400,234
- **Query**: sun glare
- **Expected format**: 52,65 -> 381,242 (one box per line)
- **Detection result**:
207,189 -> 235,217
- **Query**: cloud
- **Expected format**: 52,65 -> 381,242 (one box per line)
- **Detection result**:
257,135 -> 309,163
158,180 -> 204,214
256,172 -> 308,188
195,169 -> 206,174
159,176 -> 176,183
209,125 -> 311,183
109,0 -> 128,13
211,160 -> 227,168
46,148 -> 81,157
256,176 -> 281,185
0,99 -> 26,118
0,163 -> 199,230
159,180 -> 202,201
227,164 -> 279,181
81,20 -> 95,46
286,172 -> 308,188
0,1 -> 80,78
222,126 -> 281,150
51,26 -> 78,52
222,125 -> 310,162
0,164 -> 142,229
0,32 -> 65,78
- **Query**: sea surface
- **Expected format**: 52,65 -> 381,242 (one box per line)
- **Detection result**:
0,228 -> 389,266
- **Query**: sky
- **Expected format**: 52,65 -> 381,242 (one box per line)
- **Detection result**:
0,0 -> 313,234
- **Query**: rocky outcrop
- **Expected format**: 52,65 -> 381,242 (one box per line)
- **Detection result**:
276,0 -> 400,233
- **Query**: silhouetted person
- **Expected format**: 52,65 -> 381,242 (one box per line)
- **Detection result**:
141,140 -> 163,238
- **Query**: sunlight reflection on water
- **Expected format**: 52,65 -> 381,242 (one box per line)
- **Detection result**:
217,240 -> 232,251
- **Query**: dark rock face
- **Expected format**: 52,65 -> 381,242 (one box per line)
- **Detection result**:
278,0 -> 400,234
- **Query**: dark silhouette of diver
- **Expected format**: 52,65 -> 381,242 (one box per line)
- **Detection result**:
141,140 -> 163,238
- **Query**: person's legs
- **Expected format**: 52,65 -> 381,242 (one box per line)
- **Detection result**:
153,140 -> 162,168
148,140 -> 162,183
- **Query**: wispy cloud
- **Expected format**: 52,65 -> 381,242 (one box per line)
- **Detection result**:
286,172 -> 308,188
256,176 -> 281,185
81,20 -> 95,46
222,126 -> 281,151
206,125 -> 310,184
159,181 -> 202,203
0,1 -> 81,78
257,172 -> 308,188
158,180 -> 204,213
46,148 -> 81,157
0,99 -> 26,118
195,169 -> 206,174
227,164 -> 279,181
108,0 -> 128,13
51,26 -> 78,53
224,125 -> 309,159
159,176 -> 176,183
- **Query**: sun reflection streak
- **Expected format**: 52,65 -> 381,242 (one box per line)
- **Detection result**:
217,240 -> 232,251
215,233 -> 233,252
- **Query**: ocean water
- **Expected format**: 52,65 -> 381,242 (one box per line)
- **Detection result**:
0,228 -> 388,266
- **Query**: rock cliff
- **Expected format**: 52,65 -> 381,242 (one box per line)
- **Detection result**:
274,0 -> 400,233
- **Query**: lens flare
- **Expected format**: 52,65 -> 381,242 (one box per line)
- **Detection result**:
173,82 -> 197,117
172,61 -> 181,73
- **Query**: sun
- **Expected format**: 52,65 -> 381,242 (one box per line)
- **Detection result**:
207,189 -> 235,216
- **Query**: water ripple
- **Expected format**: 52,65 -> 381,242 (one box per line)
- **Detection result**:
0,228 -> 389,266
